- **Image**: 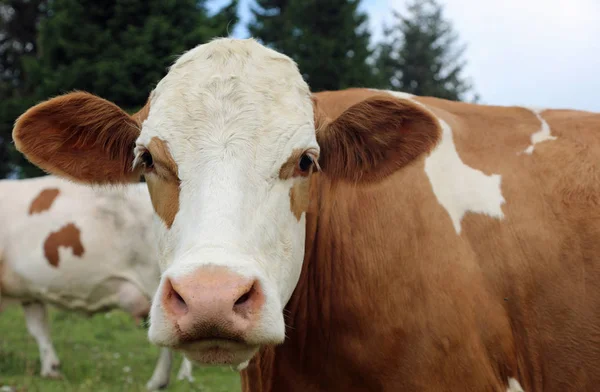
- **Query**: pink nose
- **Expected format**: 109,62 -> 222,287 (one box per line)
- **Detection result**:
161,266 -> 264,342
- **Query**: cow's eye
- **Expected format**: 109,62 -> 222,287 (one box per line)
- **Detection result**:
298,154 -> 313,172
141,151 -> 154,169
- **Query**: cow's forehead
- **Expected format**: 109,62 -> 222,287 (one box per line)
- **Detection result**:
138,38 -> 316,174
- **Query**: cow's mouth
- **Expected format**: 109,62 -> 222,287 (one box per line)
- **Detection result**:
177,339 -> 260,366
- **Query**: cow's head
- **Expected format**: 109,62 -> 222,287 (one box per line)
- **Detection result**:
13,38 -> 441,366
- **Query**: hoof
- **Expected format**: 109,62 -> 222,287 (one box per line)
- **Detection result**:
146,380 -> 169,391
41,369 -> 62,379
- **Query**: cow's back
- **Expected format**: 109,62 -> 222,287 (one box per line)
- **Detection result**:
385,93 -> 600,391
0,176 -> 160,314
422,99 -> 600,391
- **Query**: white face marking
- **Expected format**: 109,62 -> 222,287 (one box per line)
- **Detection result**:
521,107 -> 556,155
507,377 -> 525,392
140,39 -> 319,363
378,89 -> 506,234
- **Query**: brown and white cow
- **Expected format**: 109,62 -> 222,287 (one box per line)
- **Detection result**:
11,38 -> 600,391
0,175 -> 194,390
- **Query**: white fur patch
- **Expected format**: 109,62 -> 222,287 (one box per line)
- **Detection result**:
382,90 -> 506,234
522,107 -> 556,155
424,119 -> 505,233
369,88 -> 414,100
507,377 -> 525,392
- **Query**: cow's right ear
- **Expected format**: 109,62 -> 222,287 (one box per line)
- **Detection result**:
313,94 -> 441,183
13,91 -> 143,184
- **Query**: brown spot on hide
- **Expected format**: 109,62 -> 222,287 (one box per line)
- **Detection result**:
43,223 -> 85,267
28,188 -> 60,215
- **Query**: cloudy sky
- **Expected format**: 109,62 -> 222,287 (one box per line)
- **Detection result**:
209,0 -> 600,112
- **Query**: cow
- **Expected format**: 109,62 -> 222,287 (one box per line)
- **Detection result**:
0,175 -> 194,390
10,37 -> 600,391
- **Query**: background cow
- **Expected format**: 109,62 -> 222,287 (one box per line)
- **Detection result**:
0,175 -> 193,390
10,38 -> 600,391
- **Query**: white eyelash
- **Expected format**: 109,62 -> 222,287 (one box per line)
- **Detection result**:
306,148 -> 321,172
132,145 -> 147,171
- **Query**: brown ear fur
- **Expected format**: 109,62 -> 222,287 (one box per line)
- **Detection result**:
315,95 -> 442,183
13,91 -> 142,184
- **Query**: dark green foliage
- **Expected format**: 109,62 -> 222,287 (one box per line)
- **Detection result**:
0,0 -> 48,178
375,0 -> 477,101
0,0 -> 48,97
25,0 -> 239,107
0,0 -> 238,178
0,95 -> 45,178
249,0 -> 377,92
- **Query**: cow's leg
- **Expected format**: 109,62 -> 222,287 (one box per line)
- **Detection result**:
176,356 -> 195,382
145,347 -> 173,391
0,256 -> 4,310
22,301 -> 61,378
115,282 -> 174,390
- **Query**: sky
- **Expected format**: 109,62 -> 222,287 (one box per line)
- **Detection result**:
209,0 -> 600,112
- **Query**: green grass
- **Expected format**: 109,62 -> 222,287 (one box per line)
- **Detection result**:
0,305 -> 241,392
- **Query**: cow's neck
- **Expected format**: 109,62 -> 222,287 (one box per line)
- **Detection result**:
240,164 -> 518,391
241,175 -> 394,391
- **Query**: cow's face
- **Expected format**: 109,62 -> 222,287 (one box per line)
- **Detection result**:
136,40 -> 318,365
12,38 -> 442,367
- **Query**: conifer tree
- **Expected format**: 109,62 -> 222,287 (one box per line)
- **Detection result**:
375,0 -> 477,101
249,0 -> 377,92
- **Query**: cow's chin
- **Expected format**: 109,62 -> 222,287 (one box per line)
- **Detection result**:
178,340 -> 260,368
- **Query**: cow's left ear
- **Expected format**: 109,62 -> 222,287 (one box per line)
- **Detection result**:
314,95 -> 441,183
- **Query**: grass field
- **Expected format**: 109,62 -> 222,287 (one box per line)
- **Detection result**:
0,305 -> 241,392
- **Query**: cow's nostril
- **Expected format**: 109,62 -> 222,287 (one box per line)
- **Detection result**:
163,278 -> 188,316
235,291 -> 251,306
173,289 -> 186,309
234,282 -> 257,307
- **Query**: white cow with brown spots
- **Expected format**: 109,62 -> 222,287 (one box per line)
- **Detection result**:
0,175 -> 193,390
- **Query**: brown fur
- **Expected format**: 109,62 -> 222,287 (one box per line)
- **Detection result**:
144,137 -> 180,228
28,188 -> 60,215
43,223 -> 85,268
238,90 -> 600,392
280,149 -> 317,221
289,180 -> 310,221
13,92 -> 142,184
314,94 -> 442,183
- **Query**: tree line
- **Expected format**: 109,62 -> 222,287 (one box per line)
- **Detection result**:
0,0 -> 476,178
